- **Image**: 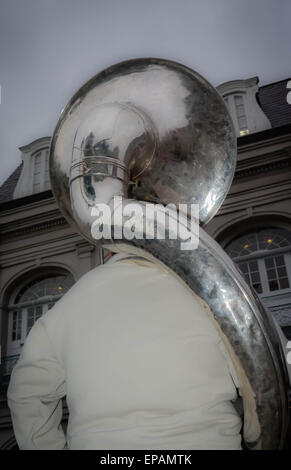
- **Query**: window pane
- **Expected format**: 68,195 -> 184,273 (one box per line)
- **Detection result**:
264,255 -> 290,292
266,268 -> 276,280
245,274 -> 251,285
27,306 -> 34,317
238,260 -> 262,293
238,263 -> 247,273
269,280 -> 279,291
27,317 -> 34,330
11,310 -> 22,341
238,116 -> 247,130
249,261 -> 258,271
251,272 -> 260,283
26,305 -> 45,335
265,258 -> 274,268
36,305 -> 42,317
279,278 -> 289,289
275,255 -> 284,266
16,312 -> 21,340
278,266 -> 287,277
234,95 -> 248,131
253,283 -> 262,294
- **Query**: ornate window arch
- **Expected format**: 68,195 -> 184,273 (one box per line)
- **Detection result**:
225,227 -> 291,335
2,269 -> 74,386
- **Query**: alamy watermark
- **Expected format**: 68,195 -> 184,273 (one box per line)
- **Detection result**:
90,196 -> 199,251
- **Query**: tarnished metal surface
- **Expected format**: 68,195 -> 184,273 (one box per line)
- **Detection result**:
50,58 -> 236,228
49,58 -> 289,449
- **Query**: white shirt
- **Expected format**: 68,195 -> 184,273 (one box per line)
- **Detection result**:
8,254 -> 242,450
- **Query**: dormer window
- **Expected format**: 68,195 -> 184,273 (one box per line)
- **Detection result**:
218,77 -> 271,137
13,137 -> 51,199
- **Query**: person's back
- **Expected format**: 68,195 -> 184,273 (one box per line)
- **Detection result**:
8,254 -> 242,450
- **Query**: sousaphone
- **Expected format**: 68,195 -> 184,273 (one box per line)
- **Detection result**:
49,58 -> 289,449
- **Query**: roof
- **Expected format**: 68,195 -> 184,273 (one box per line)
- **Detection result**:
0,163 -> 23,204
258,78 -> 291,128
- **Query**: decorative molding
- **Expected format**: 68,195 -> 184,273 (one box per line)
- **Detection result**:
234,154 -> 291,180
237,146 -> 291,168
0,234 -> 83,270
76,241 -> 95,259
238,130 -> 291,154
217,77 -> 259,95
246,207 -> 253,217
268,305 -> 291,327
1,206 -> 63,229
218,182 -> 291,216
0,217 -> 68,242
18,137 -> 51,154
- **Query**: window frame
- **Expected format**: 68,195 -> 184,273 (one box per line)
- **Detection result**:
6,272 -> 74,357
225,228 -> 291,332
235,250 -> 291,297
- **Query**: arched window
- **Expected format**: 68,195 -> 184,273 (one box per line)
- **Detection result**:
225,228 -> 291,294
225,227 -> 291,334
7,272 -> 74,358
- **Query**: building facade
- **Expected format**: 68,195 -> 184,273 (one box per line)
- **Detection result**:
0,76 -> 291,449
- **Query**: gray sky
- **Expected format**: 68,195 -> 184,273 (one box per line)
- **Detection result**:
0,0 -> 291,185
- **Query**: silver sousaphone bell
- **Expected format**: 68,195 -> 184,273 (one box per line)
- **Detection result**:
49,58 -> 289,449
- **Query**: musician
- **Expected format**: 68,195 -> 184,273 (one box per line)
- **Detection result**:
8,252 -> 242,450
